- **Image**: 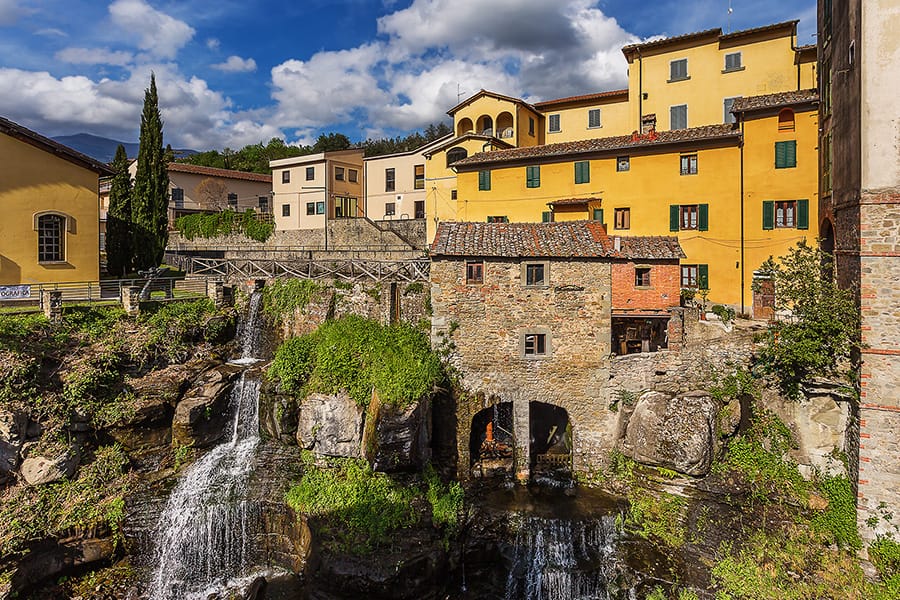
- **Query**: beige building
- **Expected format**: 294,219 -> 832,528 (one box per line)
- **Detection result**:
364,134 -> 450,222
270,149 -> 364,231
0,116 -> 112,285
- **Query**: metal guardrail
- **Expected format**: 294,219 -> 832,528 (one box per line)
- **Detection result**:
0,277 -> 209,309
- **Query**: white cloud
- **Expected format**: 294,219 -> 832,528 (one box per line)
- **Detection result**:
212,55 -> 257,73
206,37 -> 220,50
108,0 -> 195,59
35,28 -> 68,38
56,47 -> 133,67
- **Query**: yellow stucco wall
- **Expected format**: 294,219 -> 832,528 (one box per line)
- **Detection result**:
626,32 -> 813,131
0,134 -> 100,285
451,95 -> 541,147
541,97 -> 632,142
456,111 -> 817,308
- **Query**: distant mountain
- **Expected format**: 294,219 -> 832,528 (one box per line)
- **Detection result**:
52,133 -> 197,164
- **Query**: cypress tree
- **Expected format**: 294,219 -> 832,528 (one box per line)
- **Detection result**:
132,73 -> 169,270
105,144 -> 133,276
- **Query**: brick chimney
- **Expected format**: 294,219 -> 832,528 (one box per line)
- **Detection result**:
641,113 -> 657,134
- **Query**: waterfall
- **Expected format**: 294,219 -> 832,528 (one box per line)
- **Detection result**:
148,291 -> 265,600
504,515 -> 625,600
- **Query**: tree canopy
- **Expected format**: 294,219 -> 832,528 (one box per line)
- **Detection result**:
105,144 -> 132,277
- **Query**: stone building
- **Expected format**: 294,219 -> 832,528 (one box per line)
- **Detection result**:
818,0 -> 900,542
429,220 -> 683,481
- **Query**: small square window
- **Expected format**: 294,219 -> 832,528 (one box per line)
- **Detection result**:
775,200 -> 796,228
466,261 -> 483,284
669,58 -> 688,81
680,154 -> 698,175
479,170 -> 491,191
451,189 -> 458,200
306,202 -> 315,215
542,211 -> 553,223
306,166 -> 315,180
549,114 -> 561,133
335,166 -> 345,181
524,263 -> 546,286
680,205 -> 699,230
316,201 -> 326,215
487,216 -> 508,223
724,52 -> 742,72
349,169 -> 358,183
614,207 -> 630,230
526,165 -> 540,188
529,117 -> 535,136
385,202 -> 396,216
227,193 -> 238,207
172,188 -> 184,208
775,140 -> 797,168
282,170 -> 291,184
681,265 -> 698,288
282,204 -> 291,217
617,156 -> 630,172
524,333 -> 547,356
671,104 -> 688,130
574,160 -> 590,184
588,109 -> 601,128
258,196 -> 268,211
635,267 -> 651,287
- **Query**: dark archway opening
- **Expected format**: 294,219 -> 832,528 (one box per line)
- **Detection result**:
820,218 -> 836,281
469,402 -> 514,477
529,402 -> 571,478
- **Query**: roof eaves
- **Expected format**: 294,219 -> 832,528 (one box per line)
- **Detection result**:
0,116 -> 114,175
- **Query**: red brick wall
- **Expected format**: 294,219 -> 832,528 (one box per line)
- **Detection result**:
611,261 -> 681,311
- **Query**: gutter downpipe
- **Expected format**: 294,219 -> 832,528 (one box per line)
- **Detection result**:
739,117 -> 746,315
637,48 -> 643,131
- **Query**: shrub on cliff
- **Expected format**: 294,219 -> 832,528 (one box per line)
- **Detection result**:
754,241 -> 859,399
268,315 -> 442,408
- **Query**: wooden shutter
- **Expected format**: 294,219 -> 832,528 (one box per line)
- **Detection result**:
797,199 -> 809,230
698,204 -> 709,231
575,161 -> 590,184
698,264 -> 709,290
593,208 -> 604,223
526,166 -> 540,188
670,205 -> 680,231
479,170 -> 491,190
762,201 -> 775,230
542,211 -> 552,223
785,140 -> 797,167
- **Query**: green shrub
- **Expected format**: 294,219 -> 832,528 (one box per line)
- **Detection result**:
811,475 -> 861,549
424,463 -> 463,533
262,279 -> 323,323
626,489 -> 687,548
712,304 -> 736,325
268,316 -> 442,408
175,209 -> 273,242
869,535 -> 900,580
709,366 -> 756,403
138,298 -> 219,361
285,457 -> 418,551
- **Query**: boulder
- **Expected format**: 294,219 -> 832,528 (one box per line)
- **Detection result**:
363,392 -> 430,472
20,447 -> 79,486
259,385 -> 299,445
296,393 -> 363,458
622,390 -> 716,476
172,364 -> 243,448
0,408 -> 27,482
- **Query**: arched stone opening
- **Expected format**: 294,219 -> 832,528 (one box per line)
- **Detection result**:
496,111 -> 514,138
457,117 -> 473,136
529,402 -> 572,477
469,401 -> 514,477
477,115 -> 493,136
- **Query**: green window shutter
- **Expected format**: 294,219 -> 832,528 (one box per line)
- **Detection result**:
698,204 -> 709,231
775,142 -> 786,168
575,161 -> 590,184
670,205 -> 680,231
542,211 -> 552,223
479,170 -> 491,190
593,208 -> 604,223
526,166 -> 540,188
762,201 -> 775,230
698,264 -> 709,290
797,199 -> 809,229
786,140 -> 797,167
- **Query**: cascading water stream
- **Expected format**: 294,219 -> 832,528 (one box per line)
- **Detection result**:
148,291 -> 265,600
504,515 -> 625,600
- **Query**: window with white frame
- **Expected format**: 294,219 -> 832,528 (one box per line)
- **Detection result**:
588,109 -> 601,128
548,114 -> 561,133
724,52 -> 742,72
670,58 -> 688,81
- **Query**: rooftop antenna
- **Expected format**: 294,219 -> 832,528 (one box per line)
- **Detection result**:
727,0 -> 734,33
457,83 -> 466,103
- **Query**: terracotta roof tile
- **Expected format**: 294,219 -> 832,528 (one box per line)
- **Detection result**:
533,89 -> 628,109
452,124 -> 739,169
0,116 -> 114,175
622,20 -> 797,56
430,221 -> 684,261
731,89 -> 818,113
168,162 -> 272,183
547,197 -> 601,207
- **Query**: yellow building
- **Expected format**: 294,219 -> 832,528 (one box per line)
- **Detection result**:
0,116 -> 112,286
532,89 -> 631,141
451,90 -> 819,310
622,20 -> 816,133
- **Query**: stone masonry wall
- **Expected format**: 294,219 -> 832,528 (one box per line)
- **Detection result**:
857,190 -> 900,541
430,258 -> 613,479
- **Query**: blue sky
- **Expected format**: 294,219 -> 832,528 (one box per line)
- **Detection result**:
0,0 -> 817,150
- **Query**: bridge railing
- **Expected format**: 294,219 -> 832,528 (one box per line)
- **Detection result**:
165,255 -> 430,283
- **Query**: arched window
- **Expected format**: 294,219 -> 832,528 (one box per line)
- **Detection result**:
456,117 -> 473,136
37,213 -> 66,262
478,115 -> 493,136
447,147 -> 468,167
778,108 -> 795,132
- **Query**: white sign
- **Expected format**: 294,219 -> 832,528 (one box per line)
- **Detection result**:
0,285 -> 32,300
